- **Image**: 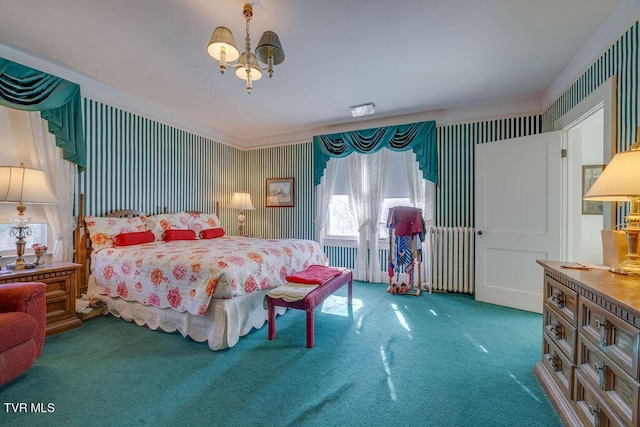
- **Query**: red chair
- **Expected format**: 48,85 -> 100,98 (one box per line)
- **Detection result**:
0,282 -> 46,386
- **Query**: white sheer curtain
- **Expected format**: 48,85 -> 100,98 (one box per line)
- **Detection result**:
367,150 -> 388,282
346,153 -> 368,281
314,158 -> 339,250
402,150 -> 435,284
27,112 -> 77,262
346,151 -> 388,282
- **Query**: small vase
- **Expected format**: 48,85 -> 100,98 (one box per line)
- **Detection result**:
34,255 -> 46,266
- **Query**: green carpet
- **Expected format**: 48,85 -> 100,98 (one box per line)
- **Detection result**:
1,282 -> 562,427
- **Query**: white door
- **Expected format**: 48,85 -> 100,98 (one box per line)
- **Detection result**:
475,131 -> 562,313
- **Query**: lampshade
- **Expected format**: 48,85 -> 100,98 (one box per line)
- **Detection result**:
207,27 -> 240,62
0,164 -> 57,205
255,31 -> 285,65
228,192 -> 255,211
234,52 -> 263,81
583,149 -> 640,201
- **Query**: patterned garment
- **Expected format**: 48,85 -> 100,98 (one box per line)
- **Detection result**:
91,236 -> 327,316
396,235 -> 412,266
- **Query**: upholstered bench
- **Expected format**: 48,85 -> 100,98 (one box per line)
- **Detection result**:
267,269 -> 352,348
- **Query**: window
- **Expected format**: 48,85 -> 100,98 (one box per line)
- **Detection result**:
327,194 -> 357,237
0,223 -> 48,257
325,150 -> 415,240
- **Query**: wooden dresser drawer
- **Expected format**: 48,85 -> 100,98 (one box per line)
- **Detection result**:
580,297 -> 640,381
578,335 -> 639,426
575,369 -> 628,427
544,275 -> 578,326
543,333 -> 575,400
544,304 -> 577,361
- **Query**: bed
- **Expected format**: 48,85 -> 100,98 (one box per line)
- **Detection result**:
76,195 -> 327,350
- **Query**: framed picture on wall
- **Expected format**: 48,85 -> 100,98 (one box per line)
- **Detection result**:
266,177 -> 295,207
582,164 -> 604,215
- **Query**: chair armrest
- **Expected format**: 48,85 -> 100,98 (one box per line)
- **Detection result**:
0,282 -> 47,313
0,282 -> 47,357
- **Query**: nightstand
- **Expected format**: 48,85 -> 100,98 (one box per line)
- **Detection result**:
0,262 -> 82,336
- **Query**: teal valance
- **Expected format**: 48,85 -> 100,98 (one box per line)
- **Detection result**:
313,120 -> 437,186
0,57 -> 85,171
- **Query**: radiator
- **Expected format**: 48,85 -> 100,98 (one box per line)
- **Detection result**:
427,227 -> 475,294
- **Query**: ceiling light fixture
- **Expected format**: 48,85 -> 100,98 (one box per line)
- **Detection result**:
350,103 -> 375,118
207,2 -> 285,94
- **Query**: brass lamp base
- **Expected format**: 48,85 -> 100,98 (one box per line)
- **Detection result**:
7,259 -> 36,271
610,259 -> 640,276
612,226 -> 640,276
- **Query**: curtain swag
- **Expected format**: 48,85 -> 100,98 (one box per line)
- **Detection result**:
313,120 -> 437,186
0,57 -> 86,171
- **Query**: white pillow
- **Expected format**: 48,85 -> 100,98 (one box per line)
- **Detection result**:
145,212 -> 191,240
85,215 -> 146,251
186,212 -> 221,236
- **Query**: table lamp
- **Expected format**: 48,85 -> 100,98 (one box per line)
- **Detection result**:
228,192 -> 255,236
584,140 -> 640,275
0,163 -> 57,270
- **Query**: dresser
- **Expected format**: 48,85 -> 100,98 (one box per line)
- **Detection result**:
536,260 -> 640,426
0,262 -> 82,337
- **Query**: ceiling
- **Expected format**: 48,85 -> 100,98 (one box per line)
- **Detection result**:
0,0 -> 624,148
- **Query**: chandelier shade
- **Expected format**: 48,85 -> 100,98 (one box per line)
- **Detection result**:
234,52 -> 263,81
206,3 -> 284,93
256,30 -> 285,77
207,27 -> 240,62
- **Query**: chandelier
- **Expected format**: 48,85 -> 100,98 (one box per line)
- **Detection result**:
207,3 -> 285,94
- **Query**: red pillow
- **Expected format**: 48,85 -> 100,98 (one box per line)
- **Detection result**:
163,229 -> 196,241
199,228 -> 225,239
113,230 -> 155,247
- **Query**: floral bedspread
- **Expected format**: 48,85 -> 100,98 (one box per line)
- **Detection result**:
91,236 -> 327,316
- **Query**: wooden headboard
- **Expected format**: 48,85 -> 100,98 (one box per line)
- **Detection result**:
75,193 -> 220,297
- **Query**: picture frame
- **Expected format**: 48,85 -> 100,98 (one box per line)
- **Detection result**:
266,177 -> 295,208
582,164 -> 604,215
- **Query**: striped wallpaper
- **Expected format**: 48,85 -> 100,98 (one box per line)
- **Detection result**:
78,99 -> 315,239
243,143 -> 315,240
78,99 -> 245,232
543,21 -> 638,154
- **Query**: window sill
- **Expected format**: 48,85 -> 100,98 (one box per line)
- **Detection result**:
323,237 -> 391,248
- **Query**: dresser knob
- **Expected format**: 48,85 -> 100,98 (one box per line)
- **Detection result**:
588,403 -> 600,425
596,317 -> 609,347
593,360 -> 606,389
549,322 -> 562,340
551,292 -> 565,308
546,353 -> 560,372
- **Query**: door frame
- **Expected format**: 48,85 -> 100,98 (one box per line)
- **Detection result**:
553,76 -> 617,260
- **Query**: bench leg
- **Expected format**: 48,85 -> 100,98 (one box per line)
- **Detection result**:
348,279 -> 353,305
306,310 -> 314,348
268,303 -> 276,340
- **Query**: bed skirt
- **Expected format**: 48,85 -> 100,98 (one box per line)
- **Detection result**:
87,276 -> 286,350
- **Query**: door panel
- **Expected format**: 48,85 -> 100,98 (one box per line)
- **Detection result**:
475,131 -> 562,313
